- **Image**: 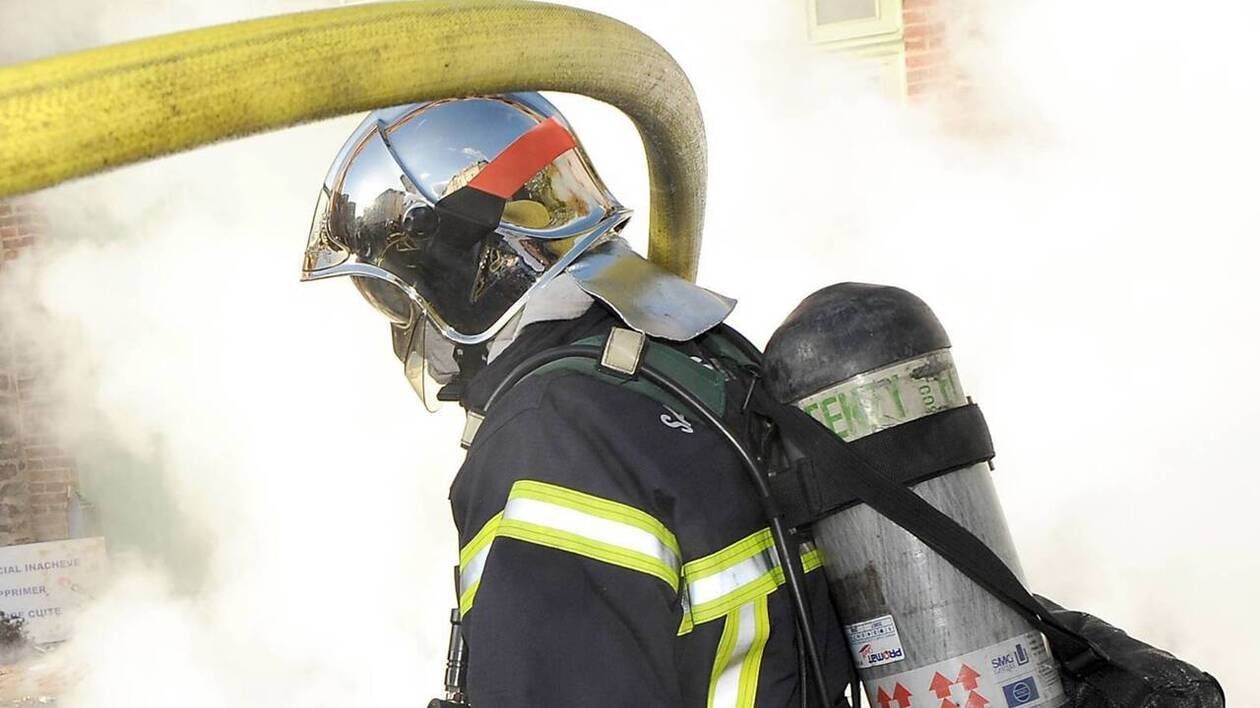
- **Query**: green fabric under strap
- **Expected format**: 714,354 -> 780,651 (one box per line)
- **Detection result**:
529,333 -> 728,419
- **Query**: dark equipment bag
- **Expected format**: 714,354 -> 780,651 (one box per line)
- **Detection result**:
756,390 -> 1226,708
1039,597 -> 1225,708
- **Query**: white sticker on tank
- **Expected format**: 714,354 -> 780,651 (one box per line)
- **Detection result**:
862,631 -> 1066,708
845,614 -> 907,669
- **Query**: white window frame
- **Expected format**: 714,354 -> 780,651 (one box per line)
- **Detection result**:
807,0 -> 904,50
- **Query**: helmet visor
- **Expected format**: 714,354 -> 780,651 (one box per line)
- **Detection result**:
392,315 -> 444,413
354,275 -> 412,325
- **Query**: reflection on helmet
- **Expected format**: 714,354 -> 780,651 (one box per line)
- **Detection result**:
302,93 -> 630,344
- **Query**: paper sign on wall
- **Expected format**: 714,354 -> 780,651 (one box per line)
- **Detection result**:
0,537 -> 109,644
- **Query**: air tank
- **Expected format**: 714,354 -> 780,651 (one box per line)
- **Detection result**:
763,283 -> 1065,708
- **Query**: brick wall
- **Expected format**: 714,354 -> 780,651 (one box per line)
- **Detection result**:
0,200 -> 78,546
903,0 -> 947,99
901,0 -> 982,133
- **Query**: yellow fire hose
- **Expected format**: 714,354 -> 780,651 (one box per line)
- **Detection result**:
0,0 -> 705,279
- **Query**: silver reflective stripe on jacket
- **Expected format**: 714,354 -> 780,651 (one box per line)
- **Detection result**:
499,495 -> 681,579
708,595 -> 771,708
682,529 -> 823,626
458,480 -> 682,615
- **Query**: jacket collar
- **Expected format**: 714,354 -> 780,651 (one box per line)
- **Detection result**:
459,304 -> 622,414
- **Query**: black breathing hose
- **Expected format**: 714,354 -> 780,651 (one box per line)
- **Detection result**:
711,325 -> 831,708
485,343 -> 834,705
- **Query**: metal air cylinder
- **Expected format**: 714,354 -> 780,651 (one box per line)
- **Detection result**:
763,283 -> 1065,708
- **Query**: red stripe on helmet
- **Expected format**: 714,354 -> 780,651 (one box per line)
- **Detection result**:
467,117 -> 577,199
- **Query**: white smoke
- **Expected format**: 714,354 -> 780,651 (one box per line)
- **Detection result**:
1,0 -> 1256,705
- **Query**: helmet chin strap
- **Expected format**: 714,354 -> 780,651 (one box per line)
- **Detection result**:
427,337 -> 490,408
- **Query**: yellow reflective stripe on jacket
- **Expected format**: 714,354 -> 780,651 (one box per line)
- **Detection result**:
458,512 -> 502,616
683,528 -> 823,626
801,545 -> 824,573
458,480 -> 682,615
707,595 -> 771,708
506,480 -> 682,561
678,590 -> 695,636
693,532 -> 821,703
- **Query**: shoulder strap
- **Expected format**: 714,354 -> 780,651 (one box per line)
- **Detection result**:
464,328 -> 731,448
526,329 -> 728,415
752,388 -> 1110,677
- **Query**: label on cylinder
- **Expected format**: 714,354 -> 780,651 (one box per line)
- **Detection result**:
863,631 -> 1065,708
845,614 -> 907,669
795,349 -> 965,442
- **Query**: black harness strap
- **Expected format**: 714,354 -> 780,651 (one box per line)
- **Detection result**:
769,404 -> 995,529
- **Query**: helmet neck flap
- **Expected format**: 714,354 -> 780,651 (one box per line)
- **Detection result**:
568,238 -> 734,342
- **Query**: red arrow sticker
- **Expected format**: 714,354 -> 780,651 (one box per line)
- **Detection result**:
956,664 -> 981,692
863,632 -> 1067,708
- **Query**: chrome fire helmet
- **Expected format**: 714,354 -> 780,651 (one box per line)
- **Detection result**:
303,93 -> 736,407
302,93 -> 630,345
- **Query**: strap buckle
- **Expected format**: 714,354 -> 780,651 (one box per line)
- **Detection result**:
599,327 -> 647,378
460,410 -> 485,449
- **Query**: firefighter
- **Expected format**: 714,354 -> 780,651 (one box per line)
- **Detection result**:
301,93 -> 849,706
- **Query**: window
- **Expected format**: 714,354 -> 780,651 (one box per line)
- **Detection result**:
807,0 -> 904,49
806,0 -> 907,100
